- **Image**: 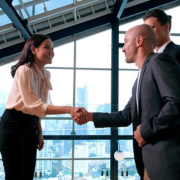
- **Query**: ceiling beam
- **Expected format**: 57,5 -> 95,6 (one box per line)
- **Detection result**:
0,0 -> 32,40
0,0 -> 179,63
113,0 -> 128,19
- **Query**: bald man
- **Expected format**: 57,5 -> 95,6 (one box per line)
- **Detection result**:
143,8 -> 180,63
75,24 -> 180,180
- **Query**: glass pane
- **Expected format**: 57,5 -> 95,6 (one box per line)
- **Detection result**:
35,160 -> 72,179
119,19 -> 142,31
12,0 -> 20,6
165,6 -> 180,33
119,33 -> 125,43
42,120 -> 73,135
170,36 -> 180,44
74,140 -> 110,158
76,30 -> 111,68
49,42 -> 74,67
0,158 -> 5,179
36,140 -> 72,158
118,159 -> 140,179
74,160 -> 110,179
48,69 -> 73,107
118,71 -> 138,135
45,0 -> 74,11
119,48 -> 138,69
35,3 -> 45,15
0,63 -> 15,116
22,0 -> 33,3
26,6 -> 33,17
0,14 -> 11,26
76,70 -> 111,110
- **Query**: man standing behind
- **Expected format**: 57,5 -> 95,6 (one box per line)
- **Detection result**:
143,8 -> 180,63
74,24 -> 180,180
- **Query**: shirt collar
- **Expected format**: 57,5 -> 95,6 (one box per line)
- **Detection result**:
156,40 -> 171,53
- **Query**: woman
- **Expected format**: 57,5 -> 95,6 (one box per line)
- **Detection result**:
0,34 -> 84,180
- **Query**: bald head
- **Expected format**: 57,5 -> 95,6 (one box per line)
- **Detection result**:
127,24 -> 157,49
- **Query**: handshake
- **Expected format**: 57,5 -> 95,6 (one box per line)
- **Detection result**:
71,107 -> 93,125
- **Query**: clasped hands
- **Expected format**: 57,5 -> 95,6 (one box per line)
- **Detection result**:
71,107 -> 92,125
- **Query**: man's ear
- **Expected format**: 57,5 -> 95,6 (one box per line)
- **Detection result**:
165,22 -> 170,32
136,36 -> 143,47
30,46 -> 36,55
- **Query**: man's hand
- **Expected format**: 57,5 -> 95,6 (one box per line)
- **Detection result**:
134,125 -> 147,147
70,107 -> 87,124
73,107 -> 93,125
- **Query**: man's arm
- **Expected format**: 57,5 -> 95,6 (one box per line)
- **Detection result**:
75,98 -> 132,128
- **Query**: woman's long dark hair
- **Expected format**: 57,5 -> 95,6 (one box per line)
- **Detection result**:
11,34 -> 51,77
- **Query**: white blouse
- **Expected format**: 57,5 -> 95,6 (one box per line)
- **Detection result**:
6,62 -> 53,118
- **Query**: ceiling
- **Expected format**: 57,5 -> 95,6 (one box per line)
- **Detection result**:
0,0 -> 180,65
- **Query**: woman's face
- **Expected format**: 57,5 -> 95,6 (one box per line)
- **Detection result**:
32,39 -> 54,68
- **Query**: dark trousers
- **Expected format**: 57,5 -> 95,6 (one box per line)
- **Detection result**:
0,109 -> 39,180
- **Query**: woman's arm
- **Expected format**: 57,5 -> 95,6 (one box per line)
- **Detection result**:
45,105 -> 86,121
37,120 -> 44,151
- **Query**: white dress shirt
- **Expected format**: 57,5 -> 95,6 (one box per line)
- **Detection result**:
6,62 -> 52,118
156,40 -> 171,53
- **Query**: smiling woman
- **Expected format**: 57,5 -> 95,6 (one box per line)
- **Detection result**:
0,34 -> 85,180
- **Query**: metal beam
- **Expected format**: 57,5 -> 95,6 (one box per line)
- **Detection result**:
0,0 -> 32,40
113,0 -> 128,19
0,0 -> 179,61
120,0 -> 179,19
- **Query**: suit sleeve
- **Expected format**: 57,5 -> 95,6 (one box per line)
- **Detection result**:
141,53 -> 180,141
93,98 -> 132,128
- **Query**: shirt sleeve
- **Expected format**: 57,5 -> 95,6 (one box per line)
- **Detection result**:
15,66 -> 48,117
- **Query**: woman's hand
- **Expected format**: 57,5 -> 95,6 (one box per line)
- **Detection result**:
37,134 -> 44,151
70,107 -> 87,124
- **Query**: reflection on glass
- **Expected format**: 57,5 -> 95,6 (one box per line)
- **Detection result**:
49,42 -> 74,67
35,160 -> 72,179
74,160 -> 110,179
74,140 -> 110,158
41,120 -> 73,135
76,30 -> 111,68
119,49 -> 138,69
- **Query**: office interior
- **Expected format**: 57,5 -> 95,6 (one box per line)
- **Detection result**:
0,0 -> 180,179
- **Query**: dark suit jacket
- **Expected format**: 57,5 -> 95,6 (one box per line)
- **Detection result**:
93,53 -> 180,180
164,41 -> 180,64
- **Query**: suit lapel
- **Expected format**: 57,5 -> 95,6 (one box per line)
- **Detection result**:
137,53 -> 155,121
163,41 -> 175,53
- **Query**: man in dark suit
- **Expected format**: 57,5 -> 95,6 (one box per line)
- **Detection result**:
143,8 -> 180,63
74,24 -> 180,180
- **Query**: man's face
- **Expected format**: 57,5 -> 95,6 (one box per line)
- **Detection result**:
122,30 -> 137,63
144,17 -> 168,47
